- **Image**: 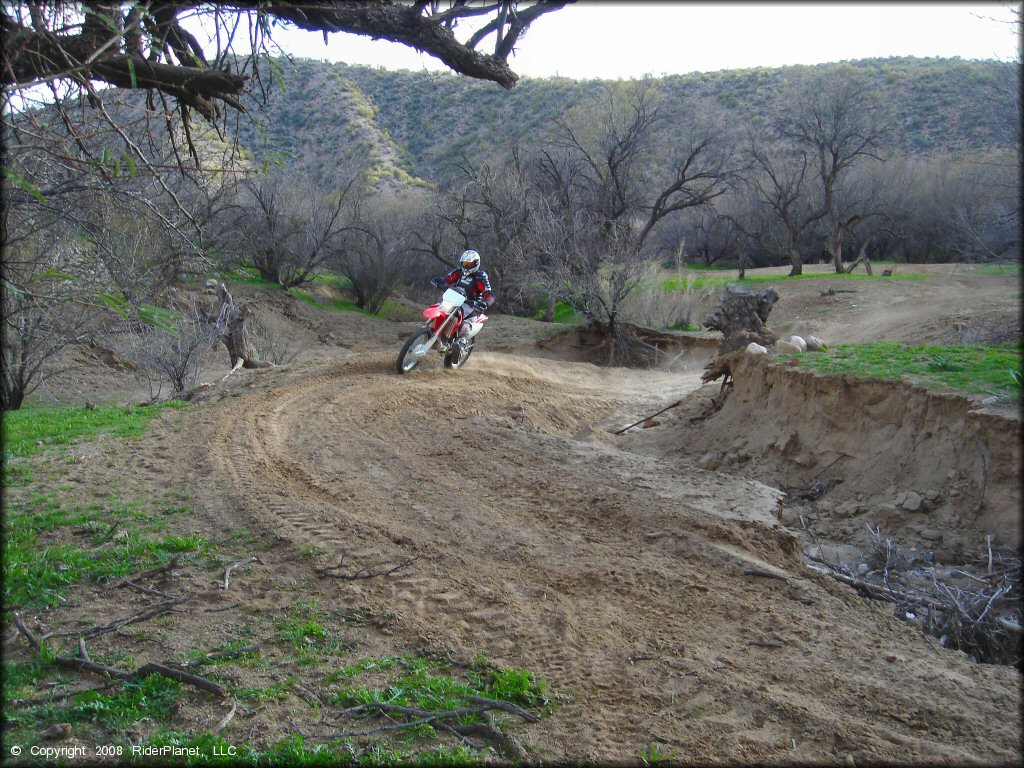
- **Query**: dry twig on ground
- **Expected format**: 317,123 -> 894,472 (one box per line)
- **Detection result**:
803,531 -> 1021,667
315,555 -> 417,580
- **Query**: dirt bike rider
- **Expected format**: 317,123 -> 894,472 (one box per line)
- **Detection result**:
430,249 -> 495,349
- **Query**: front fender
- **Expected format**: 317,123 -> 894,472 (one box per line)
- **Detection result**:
423,305 -> 444,320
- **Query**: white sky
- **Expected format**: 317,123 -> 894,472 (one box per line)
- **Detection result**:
266,2 -> 1021,80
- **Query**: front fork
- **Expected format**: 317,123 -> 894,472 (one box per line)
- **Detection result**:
418,312 -> 459,356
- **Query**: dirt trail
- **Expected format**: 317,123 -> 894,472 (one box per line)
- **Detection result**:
167,345 -> 1020,764
19,266 -> 1020,763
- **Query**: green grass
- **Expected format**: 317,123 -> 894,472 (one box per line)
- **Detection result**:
311,272 -> 355,292
2,401 -> 185,460
795,340 -> 1022,396
289,286 -> 360,312
231,677 -> 297,703
670,261 -> 733,271
272,600 -> 351,664
3,492 -> 209,609
331,652 -> 551,723
639,743 -> 677,765
530,299 -> 581,324
967,262 -> 1020,276
184,640 -> 266,669
4,673 -> 182,745
288,287 -> 399,317
139,732 -> 486,766
659,270 -> 928,292
220,266 -> 278,287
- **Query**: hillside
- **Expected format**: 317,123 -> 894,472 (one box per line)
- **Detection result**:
236,56 -> 1021,185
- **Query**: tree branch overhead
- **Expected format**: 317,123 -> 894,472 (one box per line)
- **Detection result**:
2,1 -> 572,119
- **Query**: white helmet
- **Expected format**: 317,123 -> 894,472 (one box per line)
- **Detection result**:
460,249 -> 480,275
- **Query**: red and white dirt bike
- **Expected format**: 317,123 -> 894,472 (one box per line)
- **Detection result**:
395,285 -> 487,374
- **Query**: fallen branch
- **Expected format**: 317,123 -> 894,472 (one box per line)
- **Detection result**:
12,612 -> 227,696
466,695 -> 541,723
331,696 -> 540,755
803,533 -> 1022,667
120,580 -> 178,599
742,567 -> 789,582
205,602 -> 241,614
451,714 -> 530,760
134,663 -> 227,697
614,400 -> 683,435
42,599 -> 181,641
115,555 -> 181,587
182,644 -> 261,669
214,698 -> 238,733
222,556 -> 258,590
315,555 -> 417,580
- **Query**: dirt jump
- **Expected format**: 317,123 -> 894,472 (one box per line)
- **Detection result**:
6,264 -> 1021,764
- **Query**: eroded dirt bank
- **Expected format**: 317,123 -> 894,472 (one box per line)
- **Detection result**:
40,345 -> 1016,765
621,355 -> 1022,559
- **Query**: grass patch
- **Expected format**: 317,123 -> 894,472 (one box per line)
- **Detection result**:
4,673 -> 182,745
311,272 -> 355,292
331,652 -> 551,724
3,492 -> 205,609
141,732 -> 355,766
137,731 -> 488,766
2,401 -> 185,460
184,639 -> 266,670
672,261 -> 733,271
273,600 -> 351,663
289,287 -> 361,312
659,270 -> 928,293
232,677 -> 297,703
640,743 -> 677,764
796,340 -> 1022,396
530,299 -> 582,324
220,265 -> 279,287
967,262 -> 1020,276
288,286 -> 398,317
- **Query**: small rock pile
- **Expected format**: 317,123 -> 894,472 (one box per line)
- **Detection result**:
746,334 -> 827,356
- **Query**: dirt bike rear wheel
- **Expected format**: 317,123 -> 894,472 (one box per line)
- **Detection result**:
396,327 -> 431,374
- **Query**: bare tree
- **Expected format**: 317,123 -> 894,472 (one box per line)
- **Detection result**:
746,137 -> 828,276
331,188 -> 429,314
747,71 -> 887,275
227,168 -> 361,289
2,2 -> 571,126
528,82 -> 731,359
110,301 -> 218,396
1,215 -> 101,409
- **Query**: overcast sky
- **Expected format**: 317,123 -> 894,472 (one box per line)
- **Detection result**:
266,2 -> 1021,80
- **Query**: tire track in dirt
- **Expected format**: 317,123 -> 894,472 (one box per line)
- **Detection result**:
198,350 -> 808,757
194,348 -> 1019,763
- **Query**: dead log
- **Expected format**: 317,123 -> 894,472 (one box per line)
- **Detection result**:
702,284 -> 780,355
12,613 -> 228,697
214,283 -> 272,371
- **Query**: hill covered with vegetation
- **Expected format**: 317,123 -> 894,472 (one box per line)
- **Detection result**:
238,55 -> 1020,185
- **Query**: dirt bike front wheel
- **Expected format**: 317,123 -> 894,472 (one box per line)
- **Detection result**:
396,327 -> 431,374
444,341 -> 474,369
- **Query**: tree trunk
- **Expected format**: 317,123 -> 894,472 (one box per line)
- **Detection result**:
702,284 -> 780,354
845,241 -> 873,275
215,284 -> 271,370
788,246 -> 803,276
540,294 -> 556,323
827,229 -> 844,274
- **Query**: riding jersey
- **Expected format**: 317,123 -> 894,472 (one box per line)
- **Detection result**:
440,268 -> 495,313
